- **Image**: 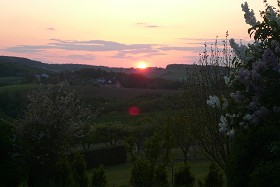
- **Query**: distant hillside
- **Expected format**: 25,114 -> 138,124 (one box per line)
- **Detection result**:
0,56 -> 51,77
0,56 -> 195,81
0,56 -> 92,76
1,56 -> 215,83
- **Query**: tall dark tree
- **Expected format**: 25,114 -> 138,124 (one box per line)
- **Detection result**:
16,84 -> 94,186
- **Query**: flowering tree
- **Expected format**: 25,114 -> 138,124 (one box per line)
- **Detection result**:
183,34 -> 233,179
218,1 -> 280,135
211,1 -> 280,186
16,84 -> 94,186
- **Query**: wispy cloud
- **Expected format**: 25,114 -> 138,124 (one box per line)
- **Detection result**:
135,22 -> 161,28
159,46 -> 203,52
5,45 -> 52,53
179,37 -> 253,45
5,39 -> 157,53
66,54 -> 95,61
111,48 -> 166,59
4,38 -> 203,61
46,27 -> 56,31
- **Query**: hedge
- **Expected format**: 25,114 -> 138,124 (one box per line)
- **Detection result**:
82,146 -> 127,168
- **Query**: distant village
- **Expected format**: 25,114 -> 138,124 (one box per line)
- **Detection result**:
34,73 -> 122,88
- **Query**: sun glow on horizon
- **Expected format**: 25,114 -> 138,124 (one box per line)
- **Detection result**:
137,61 -> 148,69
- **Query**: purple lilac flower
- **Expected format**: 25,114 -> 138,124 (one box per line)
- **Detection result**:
249,101 -> 259,111
251,106 -> 269,124
262,48 -> 277,66
236,68 -> 251,87
273,106 -> 280,113
241,2 -> 257,26
230,91 -> 245,103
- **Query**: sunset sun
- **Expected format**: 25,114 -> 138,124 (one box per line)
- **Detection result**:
137,62 -> 148,69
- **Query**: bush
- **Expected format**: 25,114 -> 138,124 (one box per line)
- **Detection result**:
130,158 -> 151,187
228,126 -> 280,187
174,163 -> 195,187
53,158 -> 72,187
72,153 -> 88,187
154,165 -> 169,187
0,119 -> 23,187
250,161 -> 280,187
83,146 -> 127,168
204,163 -> 224,187
92,165 -> 107,187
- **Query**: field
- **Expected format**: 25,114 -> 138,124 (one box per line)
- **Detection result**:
104,159 -> 210,187
97,147 -> 211,187
73,85 -> 180,102
0,76 -> 23,86
0,84 -> 40,94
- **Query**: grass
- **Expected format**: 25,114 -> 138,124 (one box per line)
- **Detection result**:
73,85 -> 179,102
105,162 -> 132,187
0,84 -> 39,93
101,159 -> 210,187
0,76 -> 23,86
90,147 -> 211,187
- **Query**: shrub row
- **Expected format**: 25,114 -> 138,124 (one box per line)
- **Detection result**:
82,146 -> 127,168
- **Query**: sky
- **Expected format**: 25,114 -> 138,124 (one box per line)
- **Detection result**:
0,0 -> 275,68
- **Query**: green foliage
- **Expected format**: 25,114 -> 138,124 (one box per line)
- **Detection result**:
83,146 -> 127,168
226,2 -> 280,186
174,163 -> 195,187
181,34 -> 232,179
130,158 -> 151,187
153,165 -> 169,187
130,158 -> 168,187
0,84 -> 36,118
130,159 -> 151,187
91,122 -> 132,147
0,119 -> 23,187
203,163 -> 224,187
72,153 -> 88,187
15,84 -> 93,186
162,112 -> 193,163
129,131 -> 172,187
92,165 -> 107,187
53,157 -> 73,187
229,126 -> 280,187
250,161 -> 280,187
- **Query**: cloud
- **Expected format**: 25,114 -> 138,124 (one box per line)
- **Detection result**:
5,45 -> 53,53
136,22 -> 146,25
135,22 -> 161,28
5,39 -> 157,53
179,37 -> 253,46
46,27 -> 56,31
111,48 -> 166,59
145,25 -> 160,28
66,54 -> 96,61
179,37 -> 218,41
4,38 -> 203,60
159,46 -> 203,52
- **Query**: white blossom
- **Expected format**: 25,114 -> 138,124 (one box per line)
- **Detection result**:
226,128 -> 235,137
229,38 -> 249,62
224,76 -> 230,85
206,95 -> 221,109
222,98 -> 229,110
219,115 -> 229,132
243,114 -> 252,121
241,2 -> 257,26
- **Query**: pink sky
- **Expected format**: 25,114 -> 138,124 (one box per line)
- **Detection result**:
0,0 -> 272,68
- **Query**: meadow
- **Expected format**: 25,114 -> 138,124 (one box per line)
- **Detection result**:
92,147 -> 211,187
73,85 -> 180,102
